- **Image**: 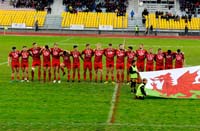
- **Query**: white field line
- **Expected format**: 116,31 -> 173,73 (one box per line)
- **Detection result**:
2,122 -> 200,128
49,37 -> 75,46
0,61 -> 8,65
107,83 -> 119,124
54,44 -> 200,49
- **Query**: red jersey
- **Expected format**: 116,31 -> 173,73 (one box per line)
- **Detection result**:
104,48 -> 116,63
94,49 -> 104,63
42,49 -> 51,63
136,49 -> 147,62
9,51 -> 20,63
175,53 -> 184,66
62,54 -> 71,63
126,51 -> 136,64
155,53 -> 164,66
51,48 -> 63,61
146,53 -> 155,65
21,51 -> 29,63
71,51 -> 81,64
165,53 -> 174,65
116,49 -> 126,64
29,47 -> 41,61
82,49 -> 93,62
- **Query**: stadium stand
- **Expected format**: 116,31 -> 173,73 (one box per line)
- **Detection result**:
145,13 -> 200,30
140,0 -> 176,13
11,0 -> 54,10
0,10 -> 47,27
63,0 -> 128,14
61,12 -> 128,28
180,0 -> 200,15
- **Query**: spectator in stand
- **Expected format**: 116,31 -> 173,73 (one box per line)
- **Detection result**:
150,25 -> 153,34
142,8 -> 148,24
12,0 -> 51,10
34,20 -> 39,32
130,10 -> 134,20
185,25 -> 188,36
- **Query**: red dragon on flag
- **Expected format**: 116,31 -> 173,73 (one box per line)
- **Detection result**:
139,68 -> 200,98
150,70 -> 200,98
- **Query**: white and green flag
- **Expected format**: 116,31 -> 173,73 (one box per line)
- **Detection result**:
140,66 -> 200,99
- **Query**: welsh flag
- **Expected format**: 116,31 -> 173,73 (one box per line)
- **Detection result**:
140,66 -> 200,99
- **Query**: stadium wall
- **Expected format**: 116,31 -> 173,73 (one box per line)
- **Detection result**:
1,28 -> 200,36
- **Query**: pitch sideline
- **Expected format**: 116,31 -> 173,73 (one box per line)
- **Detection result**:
0,61 -> 8,66
107,83 -> 121,124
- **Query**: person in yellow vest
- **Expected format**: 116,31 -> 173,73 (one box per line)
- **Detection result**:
135,25 -> 139,36
136,78 -> 147,100
129,60 -> 139,93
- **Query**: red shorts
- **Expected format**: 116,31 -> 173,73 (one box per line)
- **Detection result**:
12,62 -> 20,68
165,64 -> 173,69
73,63 -> 80,69
156,65 -> 164,71
94,62 -> 102,70
106,62 -> 114,68
126,63 -> 132,70
32,60 -> 41,67
52,61 -> 60,67
64,62 -> 71,70
21,62 -> 28,68
43,62 -> 51,67
84,62 -> 92,70
175,64 -> 183,68
146,65 -> 154,71
116,63 -> 124,70
137,62 -> 145,71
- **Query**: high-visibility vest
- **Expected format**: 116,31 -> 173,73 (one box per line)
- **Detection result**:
136,83 -> 145,97
130,66 -> 138,79
135,26 -> 139,31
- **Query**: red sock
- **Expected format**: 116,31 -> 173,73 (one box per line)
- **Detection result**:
84,72 -> 86,81
58,75 -> 60,80
31,70 -> 34,81
78,72 -> 80,80
44,71 -> 46,82
95,74 -> 97,82
17,76 -> 20,80
106,75 -> 108,81
127,74 -> 130,82
117,73 -> 120,81
38,70 -> 41,81
11,76 -> 14,80
68,73 -> 70,81
89,72 -> 92,81
73,71 -> 75,80
100,74 -> 102,81
122,73 -> 124,82
48,72 -> 51,81
112,75 -> 114,81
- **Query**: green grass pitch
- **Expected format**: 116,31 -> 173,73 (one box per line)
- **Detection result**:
0,35 -> 200,130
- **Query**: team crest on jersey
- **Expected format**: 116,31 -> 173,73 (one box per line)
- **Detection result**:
33,49 -> 38,54
22,52 -> 28,58
95,50 -> 102,56
13,52 -> 19,58
44,51 -> 50,56
138,50 -> 144,56
158,54 -> 163,59
53,50 -> 58,55
148,55 -> 153,60
176,55 -> 182,60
